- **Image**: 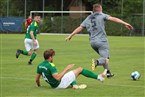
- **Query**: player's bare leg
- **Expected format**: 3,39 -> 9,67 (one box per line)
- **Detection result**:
73,67 -> 105,82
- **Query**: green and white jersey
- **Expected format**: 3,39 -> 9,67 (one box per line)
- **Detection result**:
37,60 -> 60,88
25,20 -> 38,39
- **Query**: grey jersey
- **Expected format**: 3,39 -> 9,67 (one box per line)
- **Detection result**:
81,12 -> 110,42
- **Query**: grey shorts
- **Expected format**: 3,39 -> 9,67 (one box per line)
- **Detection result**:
90,41 -> 110,58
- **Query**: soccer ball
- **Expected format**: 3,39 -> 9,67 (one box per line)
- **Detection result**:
131,71 -> 140,80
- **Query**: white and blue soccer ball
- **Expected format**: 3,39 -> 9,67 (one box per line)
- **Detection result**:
131,71 -> 140,80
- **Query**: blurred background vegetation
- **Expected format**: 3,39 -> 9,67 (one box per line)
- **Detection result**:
0,0 -> 144,36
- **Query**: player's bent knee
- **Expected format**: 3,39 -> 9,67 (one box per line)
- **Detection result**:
77,67 -> 83,72
34,49 -> 38,53
97,57 -> 107,65
28,51 -> 32,56
73,67 -> 83,78
74,67 -> 83,73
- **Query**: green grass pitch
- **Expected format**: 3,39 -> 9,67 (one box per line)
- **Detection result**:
0,34 -> 144,97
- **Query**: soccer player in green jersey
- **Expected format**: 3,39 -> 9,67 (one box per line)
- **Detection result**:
16,15 -> 41,65
36,49 -> 107,89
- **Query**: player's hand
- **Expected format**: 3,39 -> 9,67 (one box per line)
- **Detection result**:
66,64 -> 75,70
65,36 -> 72,41
125,24 -> 133,30
33,41 -> 37,46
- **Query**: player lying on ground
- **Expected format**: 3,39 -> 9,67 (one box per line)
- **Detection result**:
35,49 -> 107,89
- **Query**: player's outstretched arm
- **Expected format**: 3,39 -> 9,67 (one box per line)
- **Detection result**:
108,16 -> 134,30
65,26 -> 83,41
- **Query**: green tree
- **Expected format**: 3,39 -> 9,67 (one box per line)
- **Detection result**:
123,0 -> 143,17
0,0 -> 7,16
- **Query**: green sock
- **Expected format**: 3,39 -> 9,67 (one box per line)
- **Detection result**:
30,53 -> 37,61
81,69 -> 98,79
21,50 -> 28,55
71,80 -> 77,86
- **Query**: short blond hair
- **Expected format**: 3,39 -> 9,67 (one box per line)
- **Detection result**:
93,4 -> 102,12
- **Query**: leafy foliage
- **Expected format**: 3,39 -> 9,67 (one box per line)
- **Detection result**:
0,0 -> 143,17
0,0 -> 143,35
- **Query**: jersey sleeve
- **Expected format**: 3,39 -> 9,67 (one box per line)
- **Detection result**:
103,13 -> 110,21
80,16 -> 90,28
37,66 -> 42,74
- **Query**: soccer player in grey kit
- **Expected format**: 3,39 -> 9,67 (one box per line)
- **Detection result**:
65,4 -> 133,78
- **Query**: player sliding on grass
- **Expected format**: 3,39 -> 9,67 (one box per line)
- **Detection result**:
35,49 -> 107,89
16,15 -> 41,65
65,4 -> 133,78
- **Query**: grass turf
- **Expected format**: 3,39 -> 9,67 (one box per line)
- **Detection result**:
0,34 -> 144,97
